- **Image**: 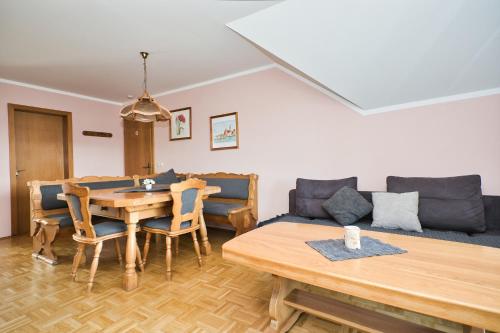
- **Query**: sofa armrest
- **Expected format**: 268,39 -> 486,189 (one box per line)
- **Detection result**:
289,189 -> 296,215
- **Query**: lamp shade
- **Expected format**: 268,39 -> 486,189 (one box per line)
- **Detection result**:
120,93 -> 171,122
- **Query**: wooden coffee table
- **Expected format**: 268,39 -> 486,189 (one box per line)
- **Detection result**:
222,222 -> 500,333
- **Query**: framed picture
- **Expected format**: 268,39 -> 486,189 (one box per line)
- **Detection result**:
169,107 -> 192,141
210,112 -> 239,150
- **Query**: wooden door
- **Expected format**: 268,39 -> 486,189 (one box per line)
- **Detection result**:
8,105 -> 73,235
124,120 -> 154,176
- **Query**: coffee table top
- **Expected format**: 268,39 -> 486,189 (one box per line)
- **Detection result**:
222,222 -> 500,331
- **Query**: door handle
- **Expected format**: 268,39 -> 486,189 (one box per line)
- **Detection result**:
16,169 -> 26,176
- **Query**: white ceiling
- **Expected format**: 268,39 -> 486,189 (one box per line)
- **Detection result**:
228,0 -> 500,111
0,0 -> 278,102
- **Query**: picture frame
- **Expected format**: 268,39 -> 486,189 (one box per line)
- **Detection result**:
169,107 -> 192,141
210,112 -> 239,151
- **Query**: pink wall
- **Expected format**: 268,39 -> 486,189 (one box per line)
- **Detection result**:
154,68 -> 500,221
0,83 -> 123,237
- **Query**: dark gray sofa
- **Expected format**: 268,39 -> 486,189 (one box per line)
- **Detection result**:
258,190 -> 500,248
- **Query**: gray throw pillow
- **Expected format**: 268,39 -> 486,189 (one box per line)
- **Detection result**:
322,186 -> 373,225
372,192 -> 423,232
296,177 -> 358,218
387,175 -> 486,233
153,168 -> 179,185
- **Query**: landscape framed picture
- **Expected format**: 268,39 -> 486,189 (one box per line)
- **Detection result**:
169,107 -> 192,141
210,112 -> 239,150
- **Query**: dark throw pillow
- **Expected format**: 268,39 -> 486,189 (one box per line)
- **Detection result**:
387,175 -> 486,233
322,186 -> 373,225
154,168 -> 180,185
296,177 -> 357,218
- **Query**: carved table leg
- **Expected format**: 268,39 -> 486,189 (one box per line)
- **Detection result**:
265,276 -> 303,333
123,211 -> 139,291
32,222 -> 43,256
198,209 -> 212,255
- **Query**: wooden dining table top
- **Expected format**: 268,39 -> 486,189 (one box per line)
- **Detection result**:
223,222 -> 500,331
56,185 -> 221,208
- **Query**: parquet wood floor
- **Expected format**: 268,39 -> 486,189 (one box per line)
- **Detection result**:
0,228 -> 462,333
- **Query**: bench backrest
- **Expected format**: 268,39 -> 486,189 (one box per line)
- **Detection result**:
27,175 -> 135,235
189,172 -> 258,220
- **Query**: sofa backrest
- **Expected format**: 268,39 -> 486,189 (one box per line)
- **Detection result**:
288,189 -> 500,231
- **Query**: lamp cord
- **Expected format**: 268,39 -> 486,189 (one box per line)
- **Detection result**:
143,56 -> 148,93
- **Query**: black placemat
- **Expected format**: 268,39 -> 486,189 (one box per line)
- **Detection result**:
306,236 -> 407,261
114,184 -> 170,193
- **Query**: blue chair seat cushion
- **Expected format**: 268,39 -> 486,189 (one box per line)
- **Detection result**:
45,213 -> 73,228
93,221 -> 127,237
143,217 -> 191,231
203,201 -> 244,216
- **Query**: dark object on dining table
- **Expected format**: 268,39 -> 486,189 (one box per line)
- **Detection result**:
115,184 -> 171,193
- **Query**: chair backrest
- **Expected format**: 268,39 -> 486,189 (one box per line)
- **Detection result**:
169,178 -> 206,231
62,183 -> 97,238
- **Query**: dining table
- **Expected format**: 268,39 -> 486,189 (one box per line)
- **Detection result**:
57,185 -> 221,291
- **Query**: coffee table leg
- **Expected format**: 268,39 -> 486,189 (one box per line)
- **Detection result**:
266,276 -> 302,333
198,209 -> 212,255
123,211 -> 139,291
463,327 -> 485,333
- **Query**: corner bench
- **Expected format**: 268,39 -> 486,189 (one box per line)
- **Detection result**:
189,172 -> 258,235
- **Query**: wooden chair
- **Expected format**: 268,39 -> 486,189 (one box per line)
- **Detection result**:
62,183 -> 144,291
142,178 -> 206,280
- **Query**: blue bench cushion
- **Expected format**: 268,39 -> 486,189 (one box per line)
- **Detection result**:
93,221 -> 127,237
203,201 -> 244,216
201,178 -> 249,200
45,213 -> 73,228
40,185 -> 67,210
78,179 -> 135,190
143,217 -> 191,231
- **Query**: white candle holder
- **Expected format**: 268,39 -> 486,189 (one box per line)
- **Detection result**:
143,178 -> 155,191
344,226 -> 361,250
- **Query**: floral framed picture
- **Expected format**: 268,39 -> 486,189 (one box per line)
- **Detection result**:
210,112 -> 239,150
169,107 -> 192,141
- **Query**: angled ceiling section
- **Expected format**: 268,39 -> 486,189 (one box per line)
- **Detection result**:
227,0 -> 500,112
0,0 -> 279,102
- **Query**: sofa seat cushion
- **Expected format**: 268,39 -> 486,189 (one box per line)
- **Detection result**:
143,217 -> 191,231
203,201 -> 244,216
258,214 -> 499,248
469,230 -> 500,248
296,177 -> 358,219
387,175 -> 486,233
93,221 -> 127,237
45,213 -> 73,228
